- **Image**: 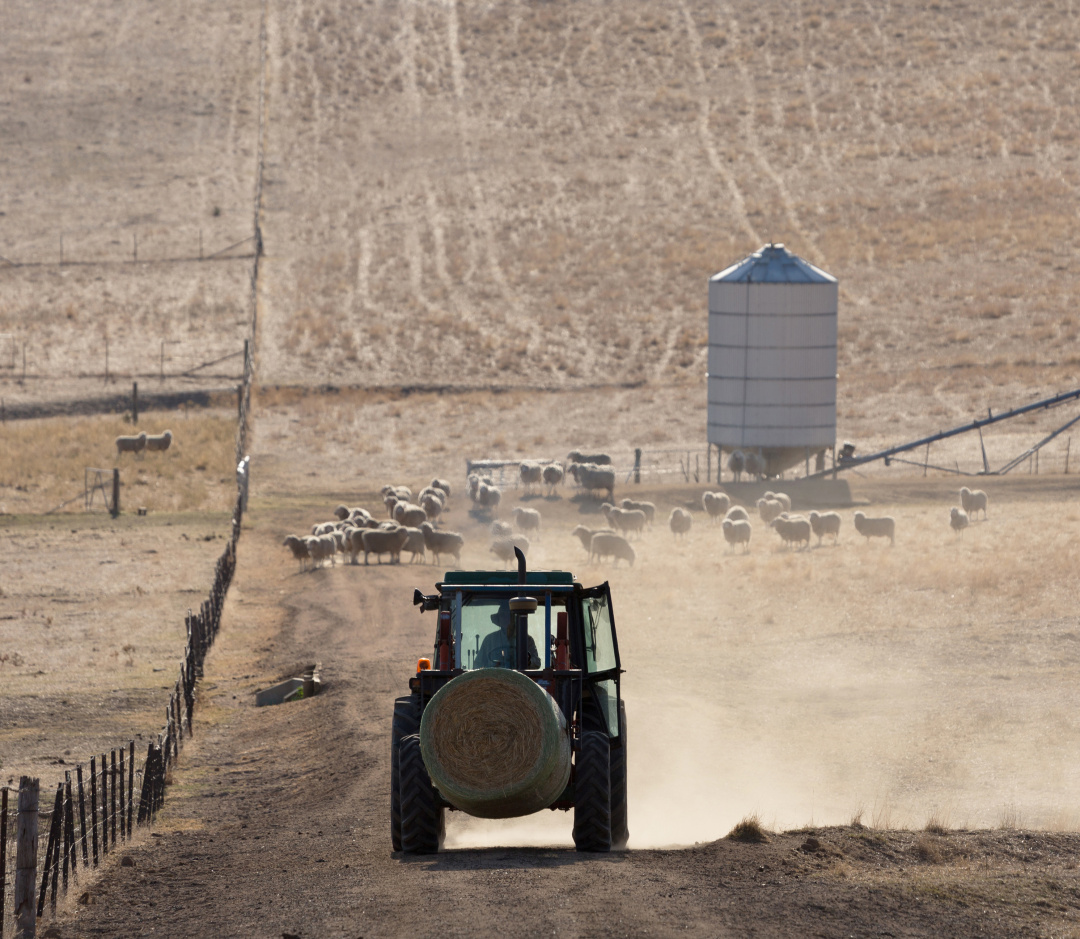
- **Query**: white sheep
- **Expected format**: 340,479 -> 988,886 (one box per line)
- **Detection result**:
491,535 -> 530,567
853,511 -> 895,546
727,450 -> 745,482
808,511 -> 842,546
393,501 -> 428,528
519,460 -> 543,493
304,534 -> 337,568
571,525 -> 614,554
722,518 -> 752,553
757,497 -> 784,524
542,463 -> 565,496
763,491 -> 791,512
669,507 -> 692,540
145,430 -> 172,452
702,491 -> 731,522
311,521 -> 337,536
115,432 -> 147,455
771,514 -> 811,549
950,506 -> 969,537
419,491 -> 445,523
491,520 -> 513,538
744,451 -> 766,479
620,498 -> 655,526
512,506 -> 542,538
360,526 -> 409,565
724,506 -> 749,523
570,463 -> 615,501
476,484 -> 502,516
282,535 -> 311,571
589,531 -> 636,567
960,486 -> 988,520
420,521 -> 464,566
402,527 -> 427,563
431,478 -> 452,499
608,507 -> 646,538
568,450 -> 612,466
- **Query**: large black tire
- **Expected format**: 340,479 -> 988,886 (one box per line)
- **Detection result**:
390,695 -> 420,852
399,734 -> 445,854
610,702 -> 629,850
573,731 -> 611,852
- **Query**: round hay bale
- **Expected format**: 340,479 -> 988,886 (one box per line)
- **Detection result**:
420,668 -> 571,819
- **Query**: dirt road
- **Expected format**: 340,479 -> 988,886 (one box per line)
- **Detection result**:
55,492 -> 1080,939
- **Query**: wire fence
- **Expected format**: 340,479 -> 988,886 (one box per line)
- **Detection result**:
0,231 -> 256,270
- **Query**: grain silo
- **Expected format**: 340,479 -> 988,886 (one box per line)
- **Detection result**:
707,243 -> 838,478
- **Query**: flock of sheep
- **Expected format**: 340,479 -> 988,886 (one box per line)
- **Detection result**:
115,430 -> 173,454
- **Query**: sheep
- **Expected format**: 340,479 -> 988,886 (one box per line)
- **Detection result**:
727,450 -> 745,482
853,511 -> 895,546
476,484 -> 502,516
115,432 -> 147,455
491,535 -> 530,567
808,511 -> 842,546
771,514 -> 811,549
702,491 -> 731,522
589,531 -> 636,567
381,484 -> 412,502
571,525 -> 614,554
669,507 -> 692,540
519,460 -> 543,493
542,462 -> 565,496
960,486 -> 989,520
721,518 -> 752,553
419,491 -> 445,523
420,521 -> 464,566
724,506 -> 749,523
512,506 -> 542,538
282,535 -> 311,572
763,491 -> 791,512
950,506 -> 969,537
757,497 -> 785,524
393,501 -> 428,528
360,526 -> 409,565
744,451 -> 766,480
568,450 -> 612,466
304,534 -> 337,568
349,507 -> 373,523
431,478 -> 452,499
608,507 -> 647,538
145,430 -> 172,452
384,494 -> 399,518
333,505 -> 352,521
620,498 -> 656,526
570,463 -> 615,501
311,521 -> 337,536
402,526 -> 426,563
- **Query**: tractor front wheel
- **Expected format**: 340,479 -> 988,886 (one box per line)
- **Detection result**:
573,731 -> 612,852
399,733 -> 445,854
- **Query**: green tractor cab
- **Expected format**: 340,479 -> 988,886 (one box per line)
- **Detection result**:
391,548 -> 627,854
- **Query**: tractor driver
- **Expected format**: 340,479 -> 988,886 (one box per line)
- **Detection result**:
475,603 -> 540,669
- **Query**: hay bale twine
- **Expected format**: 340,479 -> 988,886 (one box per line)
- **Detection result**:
419,668 -> 571,819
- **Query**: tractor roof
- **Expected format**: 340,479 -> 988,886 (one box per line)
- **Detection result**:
439,570 -> 575,587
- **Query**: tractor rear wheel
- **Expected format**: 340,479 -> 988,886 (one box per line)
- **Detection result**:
390,695 -> 420,851
610,702 -> 629,850
573,731 -> 611,852
400,733 -> 444,854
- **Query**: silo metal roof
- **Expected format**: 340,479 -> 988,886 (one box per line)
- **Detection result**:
710,243 -> 837,284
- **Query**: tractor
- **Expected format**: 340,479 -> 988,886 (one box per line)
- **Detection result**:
391,549 -> 627,853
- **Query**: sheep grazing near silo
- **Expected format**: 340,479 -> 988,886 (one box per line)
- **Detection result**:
763,491 -> 791,512
744,451 -> 765,480
145,430 -> 172,452
542,462 -> 565,496
360,526 -> 409,565
420,522 -> 464,566
724,505 -> 749,523
571,525 -> 614,554
771,514 -> 811,550
569,463 -> 615,501
669,507 -> 692,540
808,511 -> 842,546
116,432 -> 147,455
589,532 -> 635,567
568,450 -> 612,466
512,506 -> 542,538
757,497 -> 785,525
853,511 -> 895,546
727,450 -> 745,482
620,498 -> 655,526
960,486 -> 989,520
722,518 -> 752,553
491,536 -> 530,568
519,460 -> 543,493
702,491 -> 730,522
950,507 -> 969,537
283,535 -> 311,572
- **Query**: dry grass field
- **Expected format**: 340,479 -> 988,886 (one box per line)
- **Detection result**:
4,0 -> 1080,933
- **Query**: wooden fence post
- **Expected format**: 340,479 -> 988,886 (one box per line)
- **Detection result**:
110,750 -> 117,848
99,754 -> 108,856
62,773 -> 73,887
1,787 -> 8,934
89,757 -> 99,866
15,778 -> 38,939
111,468 -> 120,519
132,382 -> 138,425
127,741 -> 135,838
76,765 -> 89,867
47,784 -> 63,913
118,748 -> 126,843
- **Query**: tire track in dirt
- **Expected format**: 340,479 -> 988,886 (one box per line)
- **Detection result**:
678,0 -> 759,245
